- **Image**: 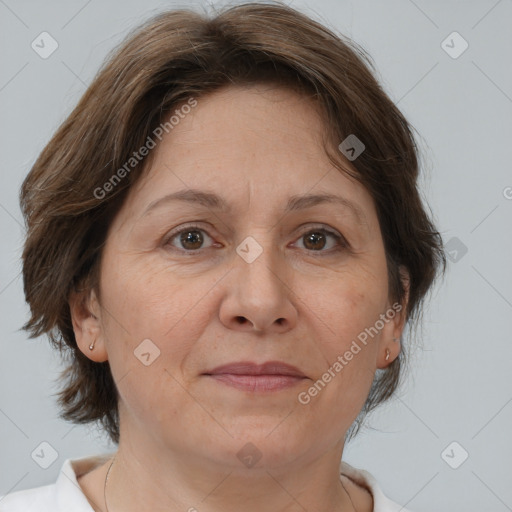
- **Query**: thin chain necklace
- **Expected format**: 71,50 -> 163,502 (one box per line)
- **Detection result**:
103,454 -> 358,512
103,454 -> 116,512
340,479 -> 359,512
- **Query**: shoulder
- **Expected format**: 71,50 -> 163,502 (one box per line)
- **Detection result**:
340,460 -> 414,512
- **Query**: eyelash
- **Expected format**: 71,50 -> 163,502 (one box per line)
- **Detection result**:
163,223 -> 349,255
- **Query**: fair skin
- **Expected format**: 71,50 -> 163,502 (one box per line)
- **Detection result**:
71,84 -> 409,512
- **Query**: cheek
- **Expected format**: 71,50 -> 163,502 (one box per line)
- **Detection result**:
316,268 -> 388,345
98,256 -> 218,428
99,253 -> 219,365
307,273 -> 387,403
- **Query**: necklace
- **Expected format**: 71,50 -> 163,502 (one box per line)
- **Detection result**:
103,454 -> 358,512
340,479 -> 359,512
103,454 -> 116,512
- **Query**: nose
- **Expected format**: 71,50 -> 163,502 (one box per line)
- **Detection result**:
218,243 -> 298,333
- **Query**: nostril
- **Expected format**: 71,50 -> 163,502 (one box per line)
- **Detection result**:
235,316 -> 246,324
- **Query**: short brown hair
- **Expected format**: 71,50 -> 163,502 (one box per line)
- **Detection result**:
20,2 -> 446,444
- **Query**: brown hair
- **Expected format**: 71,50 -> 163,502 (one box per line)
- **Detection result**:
20,2 -> 446,444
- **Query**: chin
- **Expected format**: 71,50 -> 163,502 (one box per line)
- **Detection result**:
220,421 -> 314,470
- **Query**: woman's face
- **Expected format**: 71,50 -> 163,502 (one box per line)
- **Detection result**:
77,84 -> 405,469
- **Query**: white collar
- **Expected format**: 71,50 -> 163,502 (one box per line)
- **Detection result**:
56,453 -> 113,511
339,460 -> 411,511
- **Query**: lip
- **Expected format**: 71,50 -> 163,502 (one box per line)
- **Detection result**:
205,361 -> 306,377
203,361 -> 307,392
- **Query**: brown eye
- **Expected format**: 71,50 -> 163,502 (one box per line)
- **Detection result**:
294,228 -> 346,253
303,231 -> 327,251
165,225 -> 215,252
179,230 -> 204,250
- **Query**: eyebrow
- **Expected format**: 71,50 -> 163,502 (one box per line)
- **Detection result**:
142,188 -> 368,226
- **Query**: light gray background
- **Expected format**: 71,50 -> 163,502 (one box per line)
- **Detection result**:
1,0 -> 511,510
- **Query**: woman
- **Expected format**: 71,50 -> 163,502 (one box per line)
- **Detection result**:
2,2 -> 445,511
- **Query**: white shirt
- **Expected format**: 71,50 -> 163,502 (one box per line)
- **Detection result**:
0,454 -> 412,511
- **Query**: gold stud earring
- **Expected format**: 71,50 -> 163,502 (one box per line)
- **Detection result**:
385,348 -> 390,361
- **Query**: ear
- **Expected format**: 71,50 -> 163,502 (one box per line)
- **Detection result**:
69,287 -> 108,363
377,265 -> 410,369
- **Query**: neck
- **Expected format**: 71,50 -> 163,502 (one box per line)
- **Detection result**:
103,428 -> 357,512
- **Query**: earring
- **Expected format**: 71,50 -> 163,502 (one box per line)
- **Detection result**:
385,348 -> 390,361
89,340 -> 95,350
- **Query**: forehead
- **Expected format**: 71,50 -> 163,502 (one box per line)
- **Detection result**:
115,84 -> 377,229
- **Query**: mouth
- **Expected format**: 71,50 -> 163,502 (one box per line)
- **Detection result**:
203,361 -> 307,392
